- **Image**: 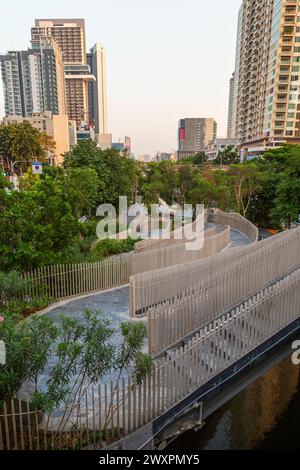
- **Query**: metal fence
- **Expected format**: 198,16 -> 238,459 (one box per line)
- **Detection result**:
146,226 -> 300,353
2,265 -> 300,450
23,253 -> 134,302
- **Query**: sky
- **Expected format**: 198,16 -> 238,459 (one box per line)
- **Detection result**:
0,0 -> 242,156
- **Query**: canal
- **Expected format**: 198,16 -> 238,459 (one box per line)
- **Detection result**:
167,356 -> 300,450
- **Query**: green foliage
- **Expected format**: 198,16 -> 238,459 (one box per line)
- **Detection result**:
0,308 -> 153,416
134,351 -> 154,385
0,271 -> 31,304
228,163 -> 264,217
139,161 -> 178,206
178,152 -> 208,165
0,313 -> 59,405
117,321 -> 148,370
60,168 -> 100,218
0,122 -> 55,166
213,146 -> 240,166
63,140 -> 138,207
269,150 -> 300,228
0,176 -> 79,272
187,174 -> 221,207
88,238 -> 136,262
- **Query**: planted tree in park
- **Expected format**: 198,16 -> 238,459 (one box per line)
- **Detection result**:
0,308 -> 153,434
63,139 -> 138,207
213,145 -> 240,166
0,122 -> 55,169
228,163 -> 264,217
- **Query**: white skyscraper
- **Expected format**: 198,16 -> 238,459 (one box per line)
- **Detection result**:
87,43 -> 108,135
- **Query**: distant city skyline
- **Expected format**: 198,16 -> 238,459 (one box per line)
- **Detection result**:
0,0 -> 242,155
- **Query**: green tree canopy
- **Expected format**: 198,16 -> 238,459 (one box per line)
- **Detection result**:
213,146 -> 240,166
0,122 -> 55,168
63,139 -> 138,207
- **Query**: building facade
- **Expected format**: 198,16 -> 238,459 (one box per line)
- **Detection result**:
205,138 -> 241,160
177,118 -> 217,159
231,0 -> 300,154
32,19 -> 94,126
0,37 -> 66,118
97,133 -> 112,150
227,73 -> 235,138
87,44 -> 108,136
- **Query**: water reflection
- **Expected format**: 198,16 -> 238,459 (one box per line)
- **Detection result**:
168,356 -> 300,450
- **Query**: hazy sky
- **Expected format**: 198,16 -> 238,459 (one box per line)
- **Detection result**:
0,0 -> 241,156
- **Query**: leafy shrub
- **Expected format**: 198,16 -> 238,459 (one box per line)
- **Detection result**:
0,271 -> 32,304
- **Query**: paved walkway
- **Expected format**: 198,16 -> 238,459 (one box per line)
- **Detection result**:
19,223 -> 253,410
44,224 -> 252,329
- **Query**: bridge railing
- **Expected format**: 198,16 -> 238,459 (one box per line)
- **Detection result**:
134,213 -> 210,253
130,226 -> 299,317
131,226 -> 230,276
207,209 -> 259,242
2,265 -> 300,450
146,227 -> 300,353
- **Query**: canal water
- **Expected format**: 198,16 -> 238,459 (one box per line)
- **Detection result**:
168,356 -> 300,450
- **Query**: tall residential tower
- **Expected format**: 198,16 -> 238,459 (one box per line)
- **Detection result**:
0,36 -> 66,117
229,0 -> 300,155
31,19 -> 95,126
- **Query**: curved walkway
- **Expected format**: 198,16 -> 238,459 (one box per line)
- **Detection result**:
19,224 -> 254,422
44,224 -> 252,326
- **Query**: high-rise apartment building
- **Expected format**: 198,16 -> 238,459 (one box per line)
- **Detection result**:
32,19 -> 95,126
230,0 -> 300,155
177,118 -> 217,159
0,37 -> 66,117
227,73 -> 235,138
227,5 -> 243,140
87,43 -> 108,135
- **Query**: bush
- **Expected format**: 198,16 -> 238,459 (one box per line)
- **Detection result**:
0,271 -> 32,304
89,238 -> 137,262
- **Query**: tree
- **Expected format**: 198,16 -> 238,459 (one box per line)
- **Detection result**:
228,163 -> 264,217
194,152 -> 208,165
187,173 -> 220,208
0,122 -> 55,169
177,164 -> 196,204
0,176 -> 79,272
270,174 -> 300,229
214,146 -> 240,166
139,161 -> 178,206
63,140 -> 138,207
61,168 -> 100,218
269,152 -> 300,229
0,307 -> 153,437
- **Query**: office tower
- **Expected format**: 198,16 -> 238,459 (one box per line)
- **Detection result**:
0,37 -> 66,117
3,112 -> 70,165
232,0 -> 300,153
177,118 -> 217,159
87,43 -> 108,135
32,19 -> 95,126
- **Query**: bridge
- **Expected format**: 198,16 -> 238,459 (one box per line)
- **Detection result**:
1,210 -> 300,451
